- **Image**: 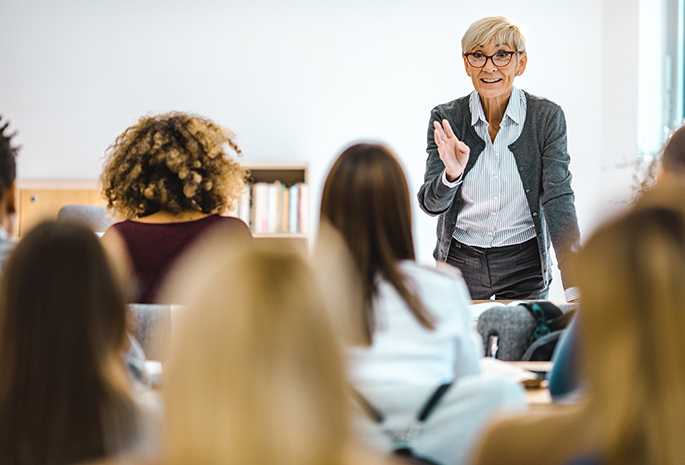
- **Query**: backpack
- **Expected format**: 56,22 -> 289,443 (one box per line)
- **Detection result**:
478,301 -> 576,361
519,302 -> 576,361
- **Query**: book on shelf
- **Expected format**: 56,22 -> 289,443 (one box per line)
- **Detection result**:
230,181 -> 308,235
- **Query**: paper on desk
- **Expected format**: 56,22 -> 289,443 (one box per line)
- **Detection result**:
479,357 -> 539,384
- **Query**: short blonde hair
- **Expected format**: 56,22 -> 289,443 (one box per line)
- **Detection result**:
164,249 -> 350,465
461,16 -> 527,54
101,112 -> 247,219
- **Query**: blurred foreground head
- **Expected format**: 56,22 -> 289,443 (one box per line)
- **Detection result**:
164,248 -> 351,465
573,197 -> 685,464
0,220 -> 138,464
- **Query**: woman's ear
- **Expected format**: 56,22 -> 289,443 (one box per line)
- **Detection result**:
517,54 -> 528,76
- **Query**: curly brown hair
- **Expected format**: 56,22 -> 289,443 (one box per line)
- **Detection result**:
101,112 -> 247,219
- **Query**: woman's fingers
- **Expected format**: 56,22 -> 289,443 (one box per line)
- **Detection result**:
442,119 -> 457,140
433,121 -> 447,144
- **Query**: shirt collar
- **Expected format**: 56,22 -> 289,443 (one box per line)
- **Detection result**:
469,86 -> 525,127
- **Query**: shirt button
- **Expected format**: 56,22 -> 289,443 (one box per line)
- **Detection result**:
493,175 -> 498,180
519,167 -> 523,171
491,211 -> 496,216
488,232 -> 493,236
532,212 -> 538,217
525,189 -> 531,194
493,196 -> 498,200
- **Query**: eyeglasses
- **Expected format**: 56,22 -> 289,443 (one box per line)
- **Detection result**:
464,51 -> 523,68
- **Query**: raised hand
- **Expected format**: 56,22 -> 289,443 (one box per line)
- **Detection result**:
434,119 -> 470,182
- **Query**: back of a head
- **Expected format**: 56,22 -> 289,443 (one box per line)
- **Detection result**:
320,143 -> 415,277
101,111 -> 246,219
0,220 -> 135,464
165,249 -> 349,465
573,203 -> 685,464
661,124 -> 685,175
320,143 -> 434,342
0,116 -> 17,199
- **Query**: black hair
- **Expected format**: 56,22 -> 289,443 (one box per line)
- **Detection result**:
0,116 -> 18,196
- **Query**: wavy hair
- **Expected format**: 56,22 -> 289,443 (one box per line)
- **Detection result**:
101,112 -> 247,219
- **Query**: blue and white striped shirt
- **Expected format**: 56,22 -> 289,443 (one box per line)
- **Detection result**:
446,87 -> 536,248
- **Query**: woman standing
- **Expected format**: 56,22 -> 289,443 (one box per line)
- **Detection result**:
418,16 -> 581,301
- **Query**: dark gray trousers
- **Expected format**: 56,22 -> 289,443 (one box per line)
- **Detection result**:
445,237 -> 548,300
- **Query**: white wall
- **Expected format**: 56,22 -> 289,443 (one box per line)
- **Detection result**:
0,0 -> 641,299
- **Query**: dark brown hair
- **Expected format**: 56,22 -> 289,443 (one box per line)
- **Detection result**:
0,221 -> 139,464
320,143 -> 434,344
101,111 -> 247,219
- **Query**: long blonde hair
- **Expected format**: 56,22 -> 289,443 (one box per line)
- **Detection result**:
574,200 -> 685,465
164,249 -> 350,465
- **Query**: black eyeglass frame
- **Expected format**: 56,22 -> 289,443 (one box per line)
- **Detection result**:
463,51 -> 523,68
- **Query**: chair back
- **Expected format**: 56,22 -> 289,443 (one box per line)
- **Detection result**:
128,304 -> 172,362
57,204 -> 113,234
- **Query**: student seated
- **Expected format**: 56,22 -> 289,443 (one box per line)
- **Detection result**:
316,143 -> 525,465
0,220 -> 160,464
547,123 -> 685,402
163,247 -> 399,465
0,115 -> 17,270
319,142 -> 480,386
100,111 -> 252,303
471,197 -> 685,465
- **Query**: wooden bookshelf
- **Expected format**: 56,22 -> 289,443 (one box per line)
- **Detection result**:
14,180 -> 104,237
238,163 -> 310,241
13,163 -> 310,248
244,162 -> 308,186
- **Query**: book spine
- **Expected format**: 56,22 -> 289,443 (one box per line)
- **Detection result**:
289,184 -> 298,234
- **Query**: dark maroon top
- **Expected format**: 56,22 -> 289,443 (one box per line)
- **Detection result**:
109,214 -> 252,303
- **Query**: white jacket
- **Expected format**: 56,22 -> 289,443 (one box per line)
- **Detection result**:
347,261 -> 480,386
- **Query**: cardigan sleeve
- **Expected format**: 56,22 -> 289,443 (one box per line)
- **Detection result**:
538,105 -> 581,289
417,105 -> 461,216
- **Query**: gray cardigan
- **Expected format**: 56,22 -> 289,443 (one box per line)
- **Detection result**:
417,91 -> 581,289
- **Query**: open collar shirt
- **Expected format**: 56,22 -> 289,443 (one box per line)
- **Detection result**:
447,86 -> 536,248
